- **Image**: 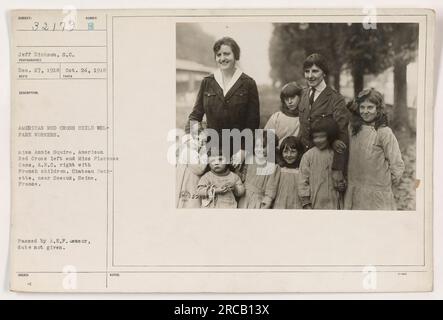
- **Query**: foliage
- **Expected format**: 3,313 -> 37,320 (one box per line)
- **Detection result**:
269,23 -> 419,131
269,23 -> 348,89
269,23 -> 418,88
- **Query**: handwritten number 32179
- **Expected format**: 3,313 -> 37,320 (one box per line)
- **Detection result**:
32,21 -> 76,31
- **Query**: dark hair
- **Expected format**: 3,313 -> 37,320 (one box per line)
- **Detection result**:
213,37 -> 241,60
311,116 -> 339,144
303,53 -> 329,76
279,136 -> 304,168
280,81 -> 303,103
348,88 -> 388,135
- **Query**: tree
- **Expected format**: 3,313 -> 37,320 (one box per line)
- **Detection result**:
269,23 -> 419,131
343,23 -> 418,131
342,24 -> 391,96
269,23 -> 348,91
379,24 -> 419,131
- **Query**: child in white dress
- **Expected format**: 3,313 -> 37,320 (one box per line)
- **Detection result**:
299,117 -> 346,209
238,130 -> 281,209
264,81 -> 302,146
176,132 -> 208,208
273,136 -> 304,209
344,89 -> 404,210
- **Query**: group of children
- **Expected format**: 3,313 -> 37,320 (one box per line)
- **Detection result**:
176,82 -> 405,210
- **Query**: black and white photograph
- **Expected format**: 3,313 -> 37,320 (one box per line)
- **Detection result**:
6,7 -> 435,294
176,22 -> 418,211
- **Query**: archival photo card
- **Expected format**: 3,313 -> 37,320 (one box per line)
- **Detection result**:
9,8 -> 435,292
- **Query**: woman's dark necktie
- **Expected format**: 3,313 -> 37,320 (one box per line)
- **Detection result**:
309,87 -> 316,109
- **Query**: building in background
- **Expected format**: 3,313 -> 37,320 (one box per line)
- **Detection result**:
176,59 -> 214,109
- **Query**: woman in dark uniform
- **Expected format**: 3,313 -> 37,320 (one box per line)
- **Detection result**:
298,53 -> 350,190
187,37 -> 260,167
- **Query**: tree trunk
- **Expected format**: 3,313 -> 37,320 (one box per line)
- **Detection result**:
392,59 -> 410,132
331,70 -> 341,93
352,64 -> 364,97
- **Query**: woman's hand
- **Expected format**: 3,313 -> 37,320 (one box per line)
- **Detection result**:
332,140 -> 347,154
231,149 -> 246,170
332,170 -> 347,191
302,203 -> 313,210
260,202 -> 272,209
336,180 -> 347,192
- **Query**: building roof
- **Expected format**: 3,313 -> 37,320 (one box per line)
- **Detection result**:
176,59 -> 214,73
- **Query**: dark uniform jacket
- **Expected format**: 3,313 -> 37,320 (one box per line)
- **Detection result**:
298,86 -> 350,171
188,72 -> 260,137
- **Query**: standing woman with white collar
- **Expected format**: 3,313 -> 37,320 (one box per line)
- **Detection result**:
187,37 -> 260,168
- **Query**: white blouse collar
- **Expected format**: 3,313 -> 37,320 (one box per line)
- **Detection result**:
312,79 -> 327,95
214,67 -> 243,96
